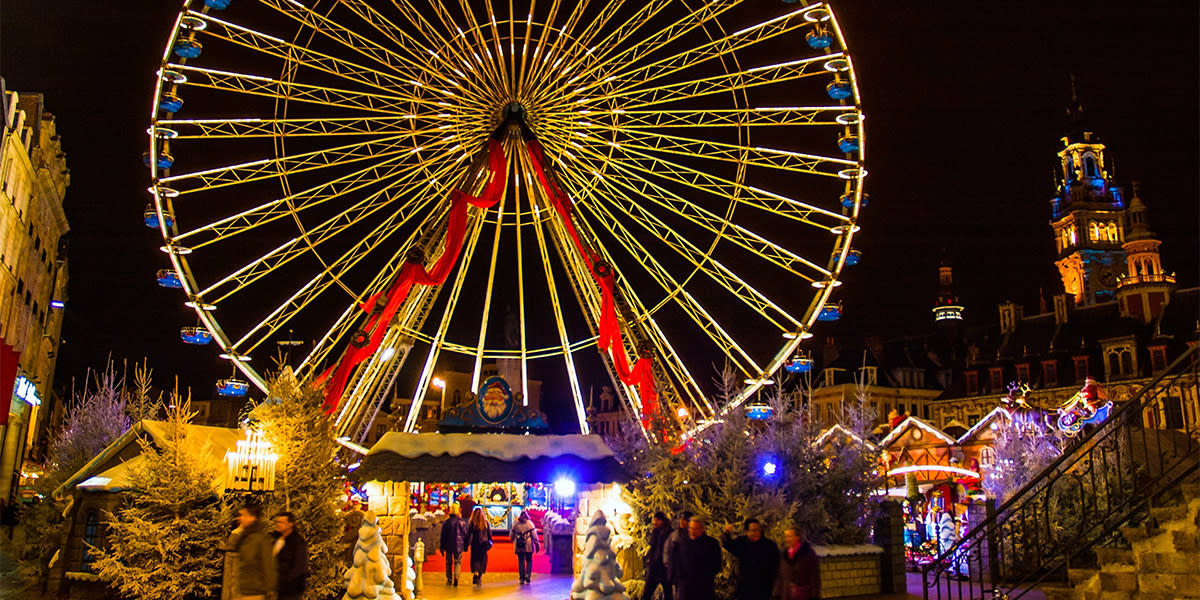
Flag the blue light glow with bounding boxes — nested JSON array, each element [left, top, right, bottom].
[[553, 477, 576, 498]]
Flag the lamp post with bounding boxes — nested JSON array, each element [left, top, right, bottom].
[[432, 376, 446, 419]]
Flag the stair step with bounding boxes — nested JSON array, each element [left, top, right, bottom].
[[1181, 482, 1199, 500], [1099, 570, 1138, 592], [1150, 504, 1189, 524], [1070, 567, 1099, 585], [1139, 550, 1200, 574], [1039, 584, 1079, 600], [1173, 530, 1199, 552], [1095, 548, 1134, 566], [1119, 525, 1164, 543]]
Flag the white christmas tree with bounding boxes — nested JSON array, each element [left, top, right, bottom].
[[571, 511, 629, 600], [343, 511, 398, 600]]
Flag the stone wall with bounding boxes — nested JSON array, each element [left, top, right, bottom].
[[813, 546, 884, 598], [365, 480, 412, 599]]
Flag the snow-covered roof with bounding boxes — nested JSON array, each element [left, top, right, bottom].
[[956, 407, 1010, 444], [878, 416, 958, 448], [53, 420, 242, 500], [814, 424, 879, 451], [367, 432, 617, 461]]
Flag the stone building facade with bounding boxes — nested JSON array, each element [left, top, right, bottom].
[[1, 84, 70, 504]]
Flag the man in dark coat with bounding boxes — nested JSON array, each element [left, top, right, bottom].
[[673, 517, 723, 600], [272, 512, 309, 600], [722, 518, 780, 600], [224, 504, 276, 600], [774, 528, 820, 600], [642, 511, 673, 600], [663, 510, 693, 593], [439, 506, 469, 586]]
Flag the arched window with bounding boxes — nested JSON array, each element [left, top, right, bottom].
[[1064, 159, 1076, 181], [1108, 353, 1121, 377], [1089, 222, 1101, 242], [1084, 155, 1099, 178], [1120, 351, 1133, 375], [1107, 222, 1119, 242]]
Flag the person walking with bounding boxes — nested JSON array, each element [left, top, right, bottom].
[[439, 505, 468, 586], [272, 511, 308, 600], [774, 528, 819, 600], [465, 506, 493, 586], [510, 510, 540, 584], [663, 510, 693, 595], [722, 518, 779, 600], [224, 504, 277, 600], [642, 511, 673, 600], [673, 516, 722, 600]]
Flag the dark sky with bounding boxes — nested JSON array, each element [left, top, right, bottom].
[[2, 1, 1196, 416]]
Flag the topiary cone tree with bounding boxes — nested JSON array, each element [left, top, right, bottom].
[[571, 511, 629, 600]]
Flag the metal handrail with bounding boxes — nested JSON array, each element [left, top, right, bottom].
[[922, 345, 1199, 599]]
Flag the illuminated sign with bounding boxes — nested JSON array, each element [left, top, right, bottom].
[[14, 375, 40, 406]]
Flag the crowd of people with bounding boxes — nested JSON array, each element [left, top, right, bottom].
[[225, 504, 310, 600], [644, 511, 820, 600]]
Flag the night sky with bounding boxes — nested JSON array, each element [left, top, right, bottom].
[[2, 1, 1196, 417]]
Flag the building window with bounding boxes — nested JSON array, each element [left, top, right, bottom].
[[860, 366, 878, 386], [1016, 364, 1030, 384], [1073, 356, 1090, 382], [989, 368, 1003, 393], [980, 446, 997, 471], [965, 371, 979, 395], [1149, 346, 1167, 372], [1043, 361, 1058, 387], [1164, 396, 1184, 429], [1084, 155, 1099, 178], [81, 510, 99, 572], [923, 405, 931, 419]]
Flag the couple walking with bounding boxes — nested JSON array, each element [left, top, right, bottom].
[[439, 506, 541, 586]]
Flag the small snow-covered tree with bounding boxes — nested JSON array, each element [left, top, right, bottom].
[[256, 367, 346, 598], [983, 415, 1064, 502], [92, 398, 229, 599], [342, 511, 398, 600], [572, 511, 629, 600]]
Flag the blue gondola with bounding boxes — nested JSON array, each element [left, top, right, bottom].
[[826, 80, 852, 100], [838, 135, 860, 153], [144, 205, 175, 228], [840, 192, 869, 208], [143, 151, 174, 169], [746, 403, 774, 420], [784, 356, 814, 374], [173, 39, 203, 59], [816, 302, 843, 322], [205, 0, 231, 8], [806, 30, 833, 50], [159, 93, 184, 113], [180, 327, 213, 345], [844, 248, 862, 266], [217, 378, 250, 397], [156, 269, 183, 289]]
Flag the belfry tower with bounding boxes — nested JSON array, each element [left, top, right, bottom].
[[1049, 83, 1127, 305]]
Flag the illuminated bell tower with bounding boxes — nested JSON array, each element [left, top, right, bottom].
[[932, 257, 964, 324], [1049, 86, 1126, 305], [1115, 183, 1175, 322]]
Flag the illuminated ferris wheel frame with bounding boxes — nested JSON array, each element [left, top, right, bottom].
[[145, 0, 867, 441]]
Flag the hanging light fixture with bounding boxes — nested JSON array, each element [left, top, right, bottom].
[[224, 428, 278, 492]]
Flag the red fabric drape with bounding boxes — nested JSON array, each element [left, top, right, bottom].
[[523, 139, 660, 421], [319, 140, 508, 411], [0, 339, 20, 426]]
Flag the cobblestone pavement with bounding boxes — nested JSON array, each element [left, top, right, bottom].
[[414, 571, 573, 599]]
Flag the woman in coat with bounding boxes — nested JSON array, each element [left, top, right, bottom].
[[774, 528, 819, 600], [510, 510, 540, 584], [465, 506, 493, 585]]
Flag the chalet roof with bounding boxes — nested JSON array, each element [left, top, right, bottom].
[[878, 416, 957, 448]]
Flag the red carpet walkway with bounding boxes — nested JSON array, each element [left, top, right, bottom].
[[421, 536, 551, 574]]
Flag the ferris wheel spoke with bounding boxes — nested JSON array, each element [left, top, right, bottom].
[[554, 0, 734, 102], [168, 64, 429, 116], [518, 0, 618, 99], [584, 126, 855, 178], [158, 116, 425, 140], [231, 185, 456, 355], [173, 145, 451, 247], [551, 137, 833, 281], [554, 154, 800, 332], [159, 132, 425, 194], [580, 133, 851, 230], [390, 0, 507, 97], [200, 158, 463, 304], [334, 0, 498, 107], [456, 0, 513, 95], [191, 10, 443, 102], [572, 106, 854, 129], [581, 53, 841, 111], [585, 2, 826, 100], [510, 0, 560, 103]]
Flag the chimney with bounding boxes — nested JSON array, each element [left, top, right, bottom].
[[1053, 294, 1071, 327], [998, 301, 1024, 335]]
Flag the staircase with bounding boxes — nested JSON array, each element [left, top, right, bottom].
[[922, 346, 1200, 600]]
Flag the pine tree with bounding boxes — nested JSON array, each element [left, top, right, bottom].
[[92, 399, 229, 599], [571, 511, 629, 600], [342, 511, 398, 600], [983, 415, 1064, 502], [255, 367, 347, 598]]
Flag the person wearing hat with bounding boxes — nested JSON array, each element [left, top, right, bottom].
[[642, 511, 673, 600]]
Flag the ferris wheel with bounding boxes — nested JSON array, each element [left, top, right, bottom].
[[146, 0, 867, 442]]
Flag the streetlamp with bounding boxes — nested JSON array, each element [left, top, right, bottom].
[[432, 376, 446, 419]]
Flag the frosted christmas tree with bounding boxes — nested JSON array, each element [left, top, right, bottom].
[[571, 511, 629, 600], [343, 511, 398, 600]]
